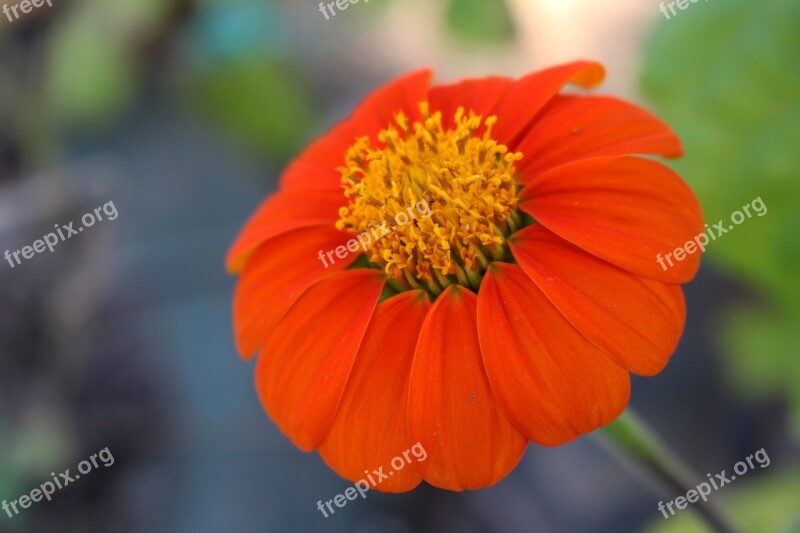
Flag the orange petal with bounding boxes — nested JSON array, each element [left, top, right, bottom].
[[516, 95, 683, 183], [350, 70, 433, 142], [407, 285, 527, 491], [519, 156, 704, 283], [491, 60, 605, 145], [279, 154, 344, 193], [509, 224, 686, 376], [226, 188, 345, 273], [319, 291, 431, 493], [279, 71, 432, 192], [255, 269, 385, 451], [428, 76, 512, 130], [233, 225, 358, 360], [293, 119, 359, 171], [477, 263, 630, 446]]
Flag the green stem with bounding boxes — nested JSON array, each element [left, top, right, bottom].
[[598, 409, 739, 533]]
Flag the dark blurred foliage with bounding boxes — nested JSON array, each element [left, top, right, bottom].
[[0, 170, 171, 532]]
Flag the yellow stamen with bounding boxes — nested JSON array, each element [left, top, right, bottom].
[[336, 103, 522, 286]]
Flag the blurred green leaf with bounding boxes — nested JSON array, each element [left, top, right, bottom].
[[445, 0, 515, 45], [45, 0, 169, 128], [641, 0, 800, 306], [640, 0, 800, 421], [186, 61, 318, 160], [47, 22, 136, 127], [0, 412, 69, 530], [645, 469, 800, 533], [719, 305, 800, 433]]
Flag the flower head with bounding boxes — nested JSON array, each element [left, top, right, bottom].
[[336, 105, 521, 287], [227, 61, 703, 491]]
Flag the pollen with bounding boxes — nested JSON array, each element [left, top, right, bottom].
[[336, 102, 524, 295]]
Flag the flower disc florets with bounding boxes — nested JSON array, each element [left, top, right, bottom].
[[337, 102, 523, 294]]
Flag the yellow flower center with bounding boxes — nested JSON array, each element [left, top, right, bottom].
[[336, 102, 523, 295]]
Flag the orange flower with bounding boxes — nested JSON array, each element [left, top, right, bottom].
[[226, 60, 704, 492]]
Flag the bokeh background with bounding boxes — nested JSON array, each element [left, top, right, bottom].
[[0, 0, 798, 532]]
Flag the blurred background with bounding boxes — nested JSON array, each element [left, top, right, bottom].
[[0, 0, 798, 531]]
